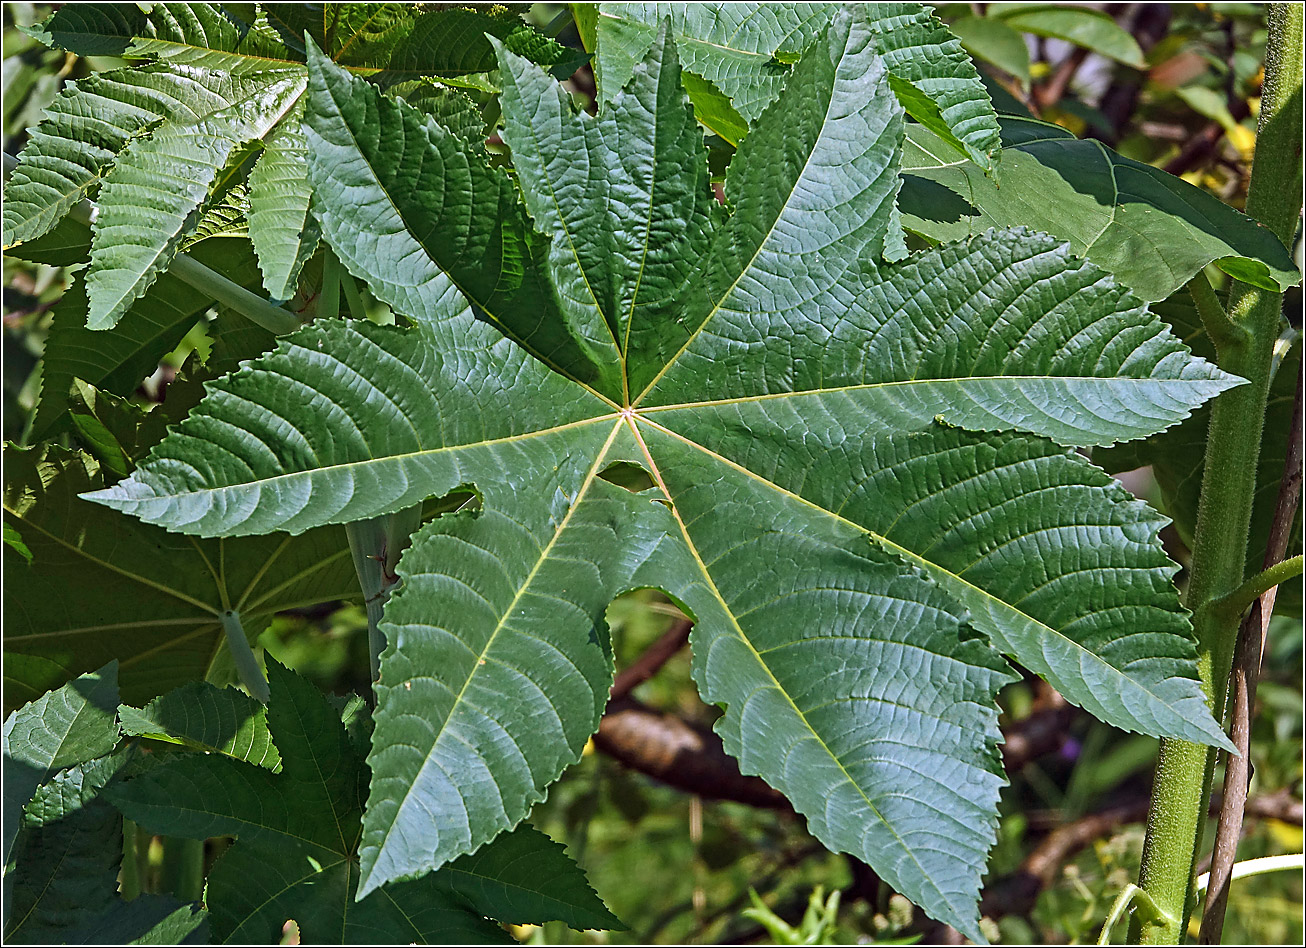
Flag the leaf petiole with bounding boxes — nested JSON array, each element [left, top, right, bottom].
[[220, 610, 270, 704]]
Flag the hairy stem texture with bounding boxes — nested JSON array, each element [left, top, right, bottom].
[[1134, 4, 1304, 942]]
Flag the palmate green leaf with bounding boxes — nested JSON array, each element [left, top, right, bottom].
[[2, 447, 357, 714], [2, 64, 281, 248], [592, 2, 1000, 168], [900, 118, 1300, 301], [118, 681, 282, 769], [107, 661, 611, 943], [2, 662, 119, 867], [85, 67, 305, 329], [89, 9, 1239, 937]]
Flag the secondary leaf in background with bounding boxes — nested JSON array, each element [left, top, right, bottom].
[[2, 64, 283, 248], [17, 233, 265, 441], [2, 447, 357, 714], [5, 797, 122, 942], [22, 746, 133, 827], [899, 117, 1300, 301], [987, 3, 1147, 68], [592, 2, 1000, 169], [3, 522, 32, 565], [107, 661, 613, 942], [84, 67, 305, 329], [2, 662, 119, 867], [89, 10, 1242, 935], [22, 1, 297, 72], [946, 14, 1031, 83]]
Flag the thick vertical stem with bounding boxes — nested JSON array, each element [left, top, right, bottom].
[[345, 505, 424, 687], [1199, 363, 1303, 943], [1134, 5, 1304, 943], [160, 837, 205, 903], [120, 819, 142, 901], [220, 610, 270, 704]]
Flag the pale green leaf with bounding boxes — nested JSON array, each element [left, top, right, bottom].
[[899, 117, 1301, 301], [88, 11, 1239, 936], [2, 64, 272, 247], [247, 100, 318, 300], [84, 68, 305, 329]]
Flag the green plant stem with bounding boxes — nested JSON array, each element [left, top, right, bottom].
[[220, 610, 270, 704], [1187, 270, 1248, 352], [159, 836, 205, 904], [1205, 554, 1304, 621], [120, 819, 142, 901], [345, 505, 424, 687], [319, 248, 342, 320], [1, 152, 301, 335], [1099, 884, 1168, 946], [1134, 5, 1304, 943]]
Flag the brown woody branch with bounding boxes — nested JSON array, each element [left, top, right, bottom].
[[1201, 359, 1304, 943], [594, 681, 1076, 810], [610, 618, 693, 701]]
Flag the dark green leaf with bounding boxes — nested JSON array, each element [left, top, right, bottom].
[[2, 662, 119, 866], [108, 661, 603, 942], [2, 447, 356, 713]]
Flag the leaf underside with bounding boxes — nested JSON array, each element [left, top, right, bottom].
[[86, 7, 1242, 938]]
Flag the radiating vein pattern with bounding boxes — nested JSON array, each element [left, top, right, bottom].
[[629, 7, 906, 396], [497, 26, 715, 392], [85, 5, 1250, 937]]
